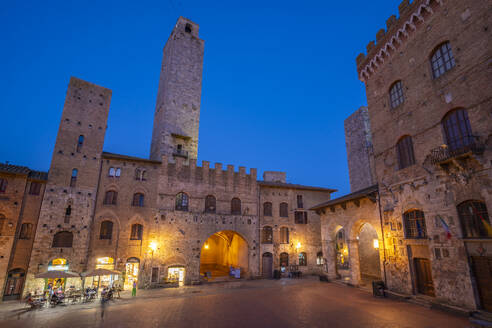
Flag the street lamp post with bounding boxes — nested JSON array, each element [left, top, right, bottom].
[[149, 241, 158, 285]]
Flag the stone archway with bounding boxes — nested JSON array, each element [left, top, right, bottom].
[[200, 230, 249, 279], [357, 223, 382, 286]]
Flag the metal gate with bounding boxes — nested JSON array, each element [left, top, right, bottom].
[[471, 256, 492, 312]]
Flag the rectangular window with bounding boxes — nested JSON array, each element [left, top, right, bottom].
[[0, 178, 7, 193], [295, 211, 307, 224], [19, 223, 32, 239], [404, 210, 427, 239], [297, 195, 303, 209], [29, 182, 42, 195]]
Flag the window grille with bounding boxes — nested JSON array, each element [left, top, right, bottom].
[[431, 42, 455, 79]]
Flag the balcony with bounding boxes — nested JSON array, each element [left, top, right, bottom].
[[430, 136, 485, 165], [173, 148, 189, 158]]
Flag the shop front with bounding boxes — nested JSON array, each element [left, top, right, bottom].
[[46, 258, 70, 291], [125, 257, 140, 290], [85, 257, 120, 289], [167, 266, 185, 286]]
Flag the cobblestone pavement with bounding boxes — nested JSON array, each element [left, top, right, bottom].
[[0, 278, 474, 328]]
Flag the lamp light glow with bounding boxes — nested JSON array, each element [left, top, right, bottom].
[[296, 242, 301, 249], [373, 239, 379, 249], [204, 243, 209, 250], [149, 241, 158, 252]]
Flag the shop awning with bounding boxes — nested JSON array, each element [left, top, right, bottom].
[[35, 271, 80, 279], [82, 268, 121, 277]]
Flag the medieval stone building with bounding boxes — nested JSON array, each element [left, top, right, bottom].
[[1, 17, 334, 301], [313, 0, 492, 312]]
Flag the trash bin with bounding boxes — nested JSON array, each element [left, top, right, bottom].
[[372, 280, 385, 297]]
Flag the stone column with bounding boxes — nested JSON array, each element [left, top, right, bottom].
[[322, 238, 337, 280], [348, 239, 361, 286]]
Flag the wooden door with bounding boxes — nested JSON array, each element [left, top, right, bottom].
[[262, 253, 273, 278], [414, 258, 435, 296], [3, 269, 25, 300], [471, 256, 492, 312]]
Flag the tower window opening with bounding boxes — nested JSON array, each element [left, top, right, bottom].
[[185, 23, 192, 33]]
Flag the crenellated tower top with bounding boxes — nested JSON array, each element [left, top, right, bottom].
[[355, 0, 443, 82]]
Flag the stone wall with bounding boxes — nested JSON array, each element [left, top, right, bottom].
[[150, 17, 204, 161], [259, 186, 331, 276], [353, 0, 492, 310], [344, 107, 375, 192], [24, 77, 112, 296]]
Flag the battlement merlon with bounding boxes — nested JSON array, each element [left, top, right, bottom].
[[160, 155, 258, 185], [355, 0, 443, 82]]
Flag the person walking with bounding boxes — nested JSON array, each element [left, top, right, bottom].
[[131, 280, 137, 297]]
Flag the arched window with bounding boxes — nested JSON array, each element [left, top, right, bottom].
[[76, 135, 84, 153], [132, 193, 145, 207], [396, 135, 415, 169], [104, 190, 118, 205], [457, 200, 491, 239], [430, 42, 455, 79], [262, 226, 273, 244], [108, 167, 116, 177], [299, 252, 307, 266], [336, 228, 349, 269], [0, 214, 5, 235], [204, 195, 216, 213], [389, 81, 404, 109], [52, 231, 73, 248], [403, 210, 427, 239], [175, 192, 189, 211], [115, 168, 121, 177], [64, 205, 71, 223], [70, 169, 78, 187], [316, 251, 324, 265], [279, 202, 289, 218], [231, 198, 241, 215], [280, 227, 289, 244], [442, 109, 473, 152], [19, 223, 33, 239], [0, 178, 7, 193], [280, 252, 289, 268], [263, 202, 272, 217], [99, 221, 113, 240], [135, 168, 146, 181], [130, 224, 143, 240]]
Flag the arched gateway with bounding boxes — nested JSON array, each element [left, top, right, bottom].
[[200, 230, 249, 279]]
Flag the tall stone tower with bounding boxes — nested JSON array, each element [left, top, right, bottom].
[[344, 106, 376, 192], [24, 77, 111, 293], [150, 17, 204, 161]]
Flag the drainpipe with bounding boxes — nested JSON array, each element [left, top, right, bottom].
[[376, 186, 388, 288]]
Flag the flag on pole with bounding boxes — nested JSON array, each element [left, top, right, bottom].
[[439, 217, 452, 239]]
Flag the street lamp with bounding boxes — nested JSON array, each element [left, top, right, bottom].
[[149, 241, 158, 285]]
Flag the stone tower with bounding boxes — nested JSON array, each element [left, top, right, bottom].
[[344, 106, 376, 192], [150, 17, 204, 161], [24, 77, 111, 292]]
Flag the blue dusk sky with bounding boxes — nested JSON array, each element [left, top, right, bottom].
[[1, 0, 400, 197]]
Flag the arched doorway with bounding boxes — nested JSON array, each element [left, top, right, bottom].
[[357, 223, 381, 286], [262, 253, 273, 278], [200, 230, 248, 279], [125, 257, 140, 290], [3, 269, 25, 300]]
